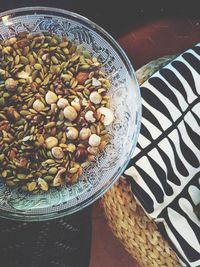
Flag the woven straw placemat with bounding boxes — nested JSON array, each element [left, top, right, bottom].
[[101, 55, 182, 267]]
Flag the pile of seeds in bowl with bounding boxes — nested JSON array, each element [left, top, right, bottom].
[[0, 32, 114, 193]]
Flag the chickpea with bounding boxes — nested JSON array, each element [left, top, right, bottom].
[[66, 127, 79, 140], [64, 106, 77, 121], [79, 128, 91, 140], [57, 98, 69, 109], [33, 99, 45, 112], [45, 91, 58, 104], [45, 137, 58, 149], [71, 97, 81, 111], [85, 110, 96, 123], [5, 78, 18, 91], [89, 91, 102, 104], [89, 134, 101, 147], [97, 107, 114, 126], [52, 147, 64, 159]]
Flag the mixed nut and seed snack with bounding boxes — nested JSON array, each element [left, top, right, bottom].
[[0, 32, 114, 193]]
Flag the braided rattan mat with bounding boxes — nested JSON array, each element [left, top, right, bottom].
[[101, 55, 182, 267]]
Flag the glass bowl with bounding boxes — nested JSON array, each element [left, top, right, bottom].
[[0, 7, 141, 221]]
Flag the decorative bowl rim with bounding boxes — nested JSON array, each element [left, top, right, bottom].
[[0, 6, 141, 221]]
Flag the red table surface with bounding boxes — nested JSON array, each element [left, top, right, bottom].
[[118, 17, 200, 70]]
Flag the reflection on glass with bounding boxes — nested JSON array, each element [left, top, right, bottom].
[[2, 15, 12, 26]]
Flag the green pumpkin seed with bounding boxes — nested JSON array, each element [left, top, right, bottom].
[[69, 167, 78, 174], [82, 50, 91, 58], [34, 63, 42, 70], [22, 136, 31, 142], [44, 122, 56, 129], [48, 167, 58, 175], [0, 97, 5, 107], [50, 38, 58, 46], [43, 75, 50, 85], [80, 64, 90, 70], [51, 56, 59, 64], [20, 56, 29, 65], [0, 113, 7, 120], [35, 77, 42, 84], [6, 181, 16, 187], [15, 119, 26, 126], [44, 175, 54, 181], [21, 185, 28, 191], [17, 173, 27, 180], [2, 170, 7, 178], [28, 181, 37, 191], [20, 110, 30, 116], [15, 55, 20, 64], [0, 154, 5, 162], [44, 159, 55, 165], [0, 32, 111, 193], [38, 178, 48, 191], [3, 92, 10, 98]]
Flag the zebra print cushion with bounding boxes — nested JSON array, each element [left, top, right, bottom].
[[124, 44, 200, 267]]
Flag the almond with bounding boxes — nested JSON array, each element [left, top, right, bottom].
[[76, 71, 89, 85]]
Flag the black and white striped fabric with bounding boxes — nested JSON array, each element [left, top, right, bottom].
[[124, 44, 200, 267]]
